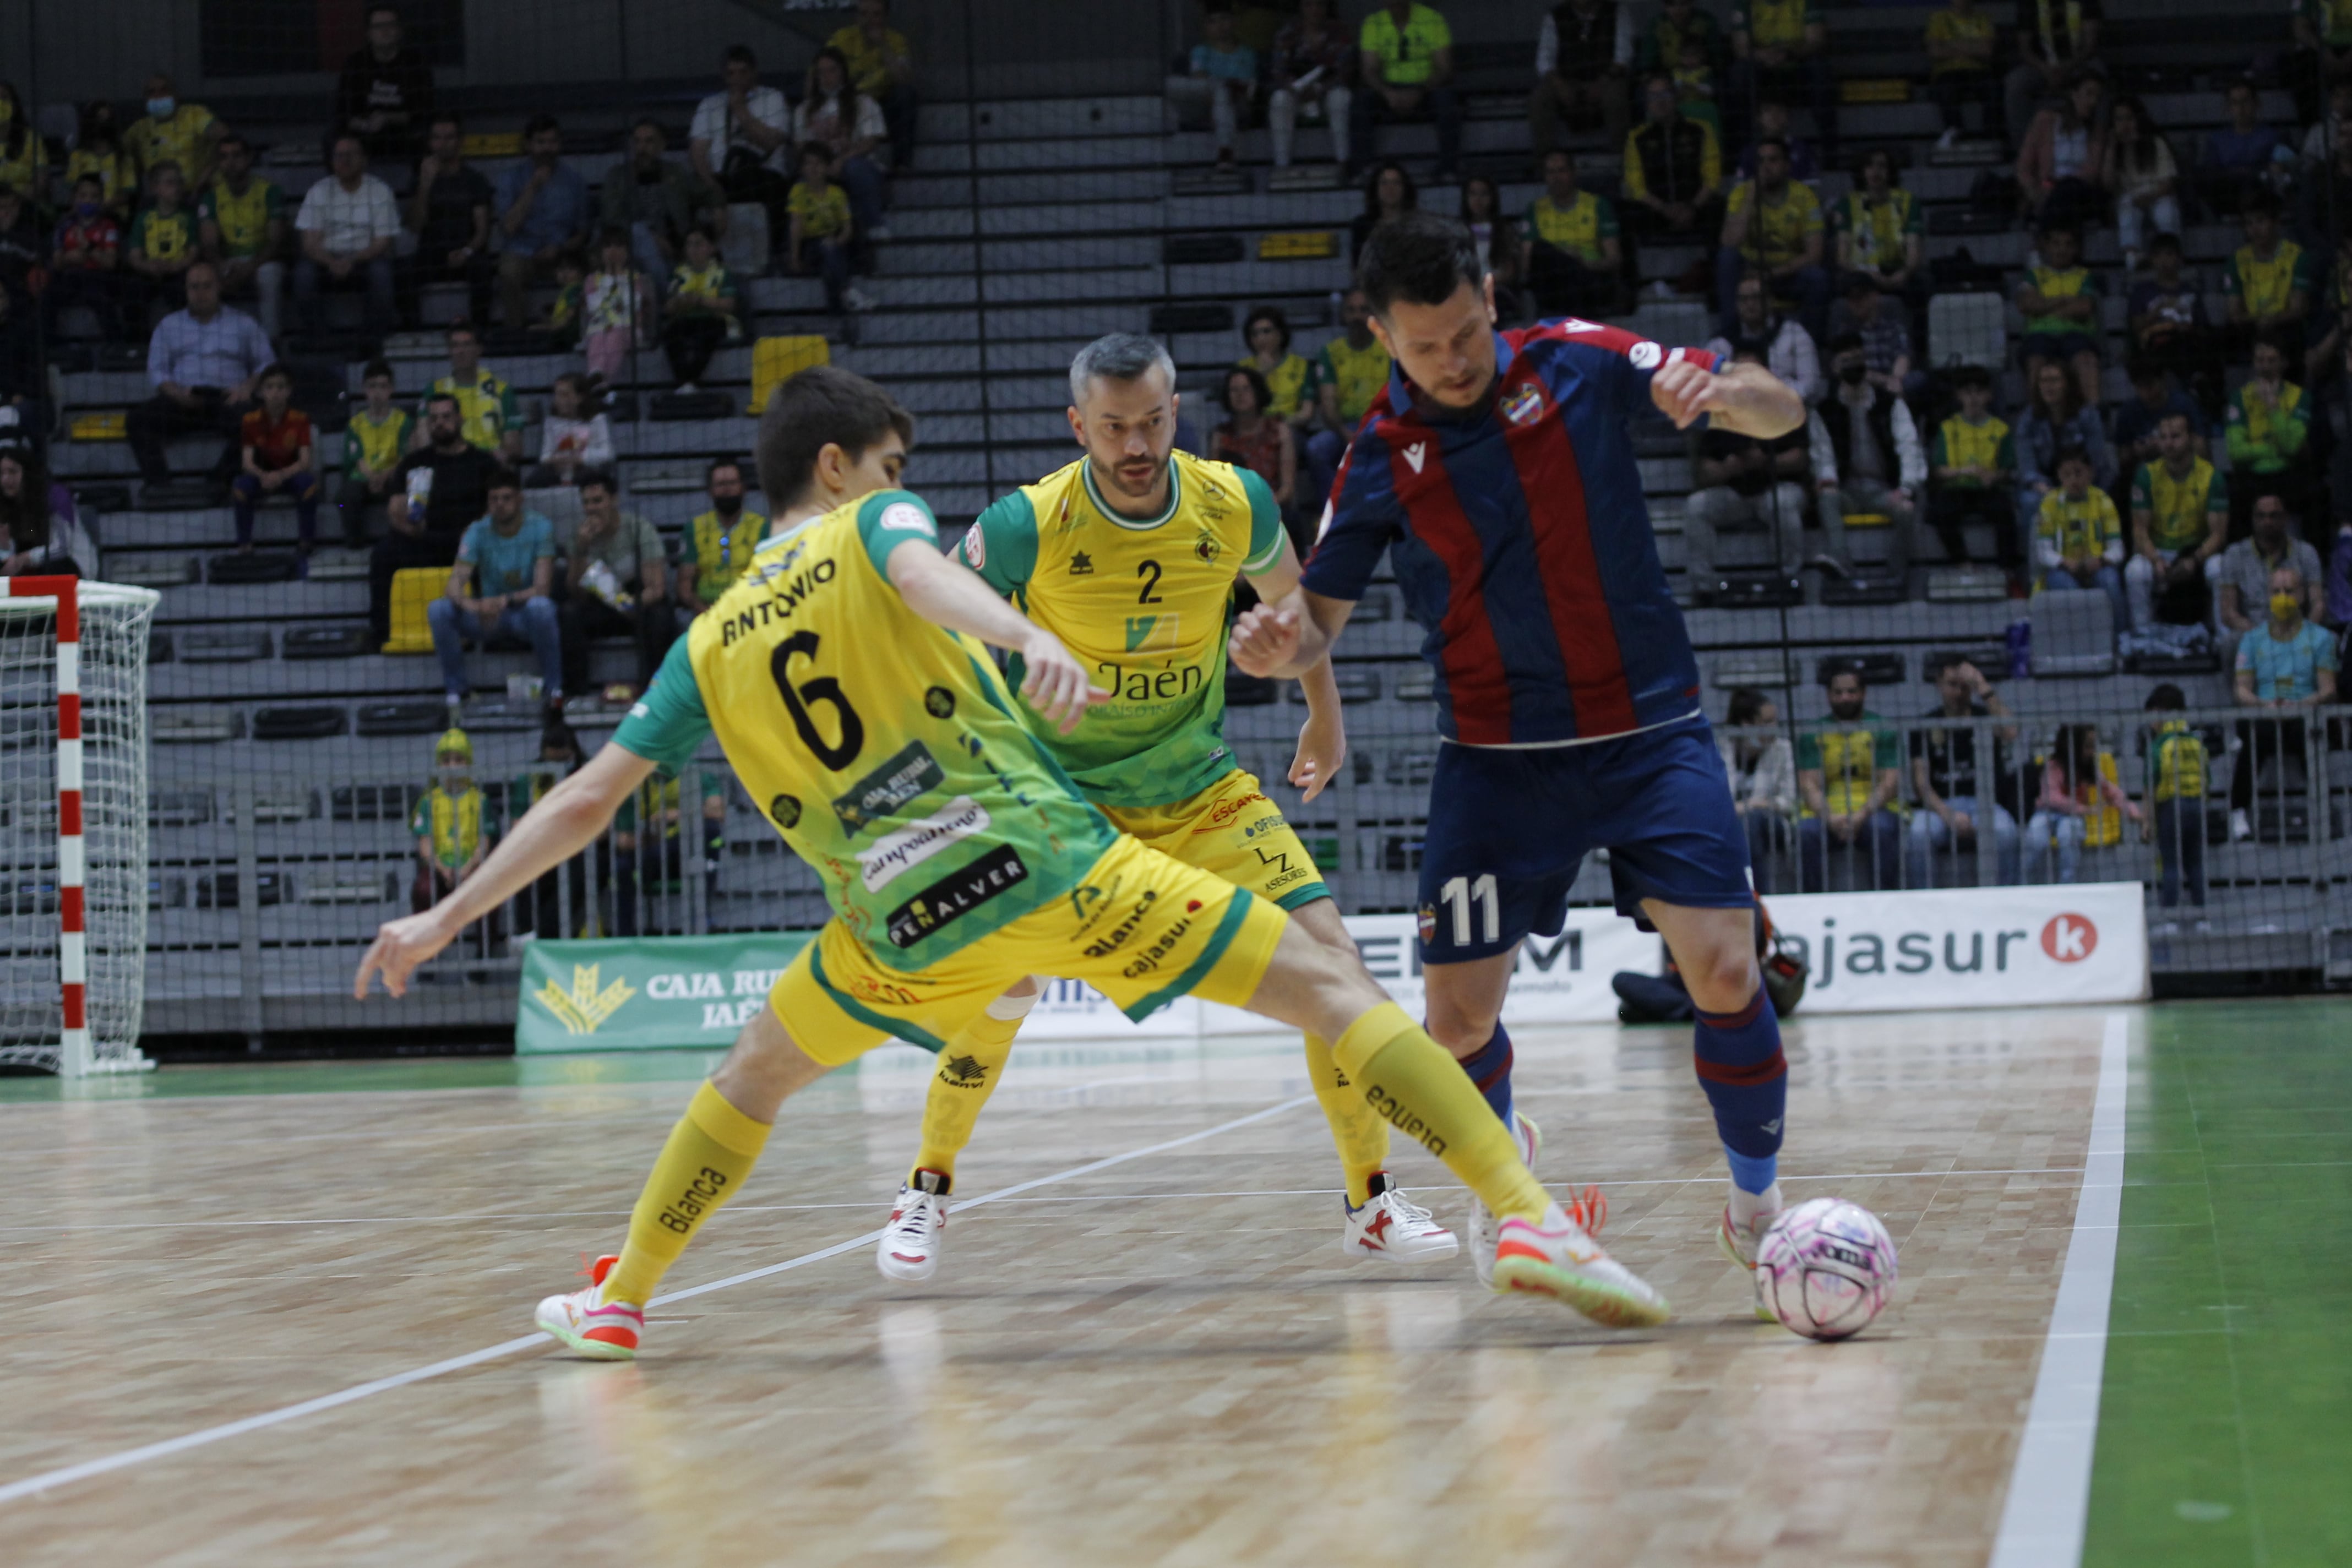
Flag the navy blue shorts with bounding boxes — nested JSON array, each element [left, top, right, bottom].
[[1415, 717, 1754, 965]]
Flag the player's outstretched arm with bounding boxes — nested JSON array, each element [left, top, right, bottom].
[[1230, 587, 1353, 682], [883, 538, 1110, 734], [1652, 357, 1806, 439], [1244, 538, 1348, 802], [356, 744, 657, 999]]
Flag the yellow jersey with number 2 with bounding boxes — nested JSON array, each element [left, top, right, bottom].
[[956, 451, 1286, 808]]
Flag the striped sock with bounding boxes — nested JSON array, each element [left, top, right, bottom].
[[1455, 1024, 1515, 1127], [1693, 986, 1787, 1195]]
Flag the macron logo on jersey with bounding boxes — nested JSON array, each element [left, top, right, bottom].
[[1402, 443, 1428, 474]]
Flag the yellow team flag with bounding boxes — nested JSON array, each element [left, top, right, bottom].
[[750, 336, 833, 414]]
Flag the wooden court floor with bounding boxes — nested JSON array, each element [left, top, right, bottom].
[[0, 1007, 2118, 1567]]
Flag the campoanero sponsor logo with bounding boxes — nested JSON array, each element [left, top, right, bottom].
[[535, 963, 638, 1035], [832, 740, 945, 831], [859, 796, 992, 892], [885, 843, 1030, 948]]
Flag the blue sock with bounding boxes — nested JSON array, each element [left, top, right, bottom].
[[1455, 1024, 1515, 1128], [1694, 986, 1785, 1193]]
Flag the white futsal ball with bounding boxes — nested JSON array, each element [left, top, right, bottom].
[[1755, 1197, 1897, 1341]]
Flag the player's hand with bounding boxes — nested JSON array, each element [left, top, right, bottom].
[[1229, 602, 1301, 677], [1650, 357, 1716, 428], [354, 909, 458, 1000], [1018, 627, 1110, 734], [1291, 706, 1347, 803]]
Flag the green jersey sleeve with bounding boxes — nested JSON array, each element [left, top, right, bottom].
[[2130, 464, 2153, 512], [852, 488, 943, 579], [612, 636, 714, 775], [497, 382, 523, 432], [1238, 467, 1286, 574], [954, 489, 1040, 597], [1871, 724, 1902, 770]]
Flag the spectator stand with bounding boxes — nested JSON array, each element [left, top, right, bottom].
[[14, 0, 2352, 1047]]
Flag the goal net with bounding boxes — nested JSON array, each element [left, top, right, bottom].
[[0, 580, 160, 1076]]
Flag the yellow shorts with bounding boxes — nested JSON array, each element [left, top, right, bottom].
[[770, 832, 1290, 1065], [1102, 768, 1330, 913]]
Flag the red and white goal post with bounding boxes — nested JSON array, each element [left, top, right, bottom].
[[0, 577, 159, 1076]]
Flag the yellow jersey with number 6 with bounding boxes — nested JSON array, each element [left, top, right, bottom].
[[611, 488, 1115, 970], [954, 451, 1286, 807]]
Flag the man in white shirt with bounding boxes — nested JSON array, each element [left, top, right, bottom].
[[294, 133, 401, 336], [689, 43, 793, 230]]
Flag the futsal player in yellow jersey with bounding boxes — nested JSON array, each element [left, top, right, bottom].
[[355, 366, 1669, 1359], [875, 334, 1463, 1282]]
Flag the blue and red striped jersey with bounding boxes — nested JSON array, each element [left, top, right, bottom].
[[1299, 320, 1716, 746]]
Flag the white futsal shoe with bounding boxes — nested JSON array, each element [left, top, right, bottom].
[[535, 1255, 645, 1360], [1717, 1189, 1786, 1322], [1342, 1174, 1461, 1261], [1491, 1197, 1671, 1327], [876, 1168, 951, 1283], [1467, 1112, 1543, 1287]]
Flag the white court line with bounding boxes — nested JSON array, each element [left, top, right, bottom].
[[0, 1093, 1314, 1507], [0, 1168, 2100, 1235], [1988, 1011, 2130, 1568]]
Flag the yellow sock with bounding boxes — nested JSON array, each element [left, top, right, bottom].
[[601, 1081, 772, 1307], [1303, 1031, 1390, 1206], [912, 998, 1028, 1182], [1332, 1002, 1549, 1223]]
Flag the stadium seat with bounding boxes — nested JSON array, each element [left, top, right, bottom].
[[2029, 589, 2117, 677], [1928, 292, 2008, 373], [384, 568, 445, 654]]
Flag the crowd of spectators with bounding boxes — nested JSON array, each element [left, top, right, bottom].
[[0, 0, 916, 415], [1717, 657, 2260, 907]]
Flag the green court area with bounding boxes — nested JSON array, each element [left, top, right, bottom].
[[2087, 998, 2352, 1567]]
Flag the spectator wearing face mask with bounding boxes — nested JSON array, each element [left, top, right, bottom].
[[124, 72, 220, 189], [676, 458, 768, 619]]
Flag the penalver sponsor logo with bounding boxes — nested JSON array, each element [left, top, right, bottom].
[[535, 963, 638, 1035], [885, 843, 1030, 948], [832, 740, 945, 831], [859, 796, 992, 892]]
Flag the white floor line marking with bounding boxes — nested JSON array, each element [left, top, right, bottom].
[[0, 1093, 1315, 1507], [0, 1168, 2103, 1236], [1988, 1011, 2130, 1568]]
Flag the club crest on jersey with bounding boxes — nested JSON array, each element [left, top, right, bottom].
[[924, 685, 955, 718], [1401, 442, 1428, 474], [960, 522, 987, 570], [1069, 550, 1095, 575], [1193, 533, 1220, 563], [1417, 904, 1439, 943], [1500, 381, 1545, 427], [1629, 340, 1664, 370]]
